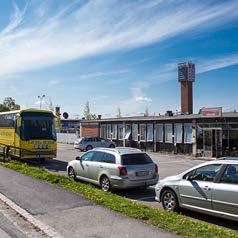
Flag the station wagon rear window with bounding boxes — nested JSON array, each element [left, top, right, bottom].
[[121, 153, 153, 165]]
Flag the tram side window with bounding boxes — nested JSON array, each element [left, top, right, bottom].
[[0, 114, 16, 128]]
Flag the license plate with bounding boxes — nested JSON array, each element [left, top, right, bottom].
[[136, 171, 149, 176]]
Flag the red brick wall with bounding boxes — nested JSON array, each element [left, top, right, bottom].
[[181, 81, 193, 114], [80, 124, 99, 137]]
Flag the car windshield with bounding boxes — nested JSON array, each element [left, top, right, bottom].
[[121, 153, 153, 165], [21, 115, 56, 140]]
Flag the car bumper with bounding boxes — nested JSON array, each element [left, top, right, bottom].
[[154, 184, 163, 202], [111, 174, 159, 189], [74, 144, 85, 150]]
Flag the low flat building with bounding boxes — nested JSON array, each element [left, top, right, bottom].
[[80, 111, 238, 158]]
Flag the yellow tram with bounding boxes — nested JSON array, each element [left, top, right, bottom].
[[0, 109, 57, 160]]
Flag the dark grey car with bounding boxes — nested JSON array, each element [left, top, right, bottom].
[[67, 147, 159, 191], [155, 159, 238, 221]]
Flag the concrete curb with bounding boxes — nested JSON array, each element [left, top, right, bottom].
[[0, 192, 63, 238]]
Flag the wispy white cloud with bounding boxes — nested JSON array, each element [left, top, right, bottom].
[[135, 96, 152, 103], [1, 0, 238, 77], [1, 1, 28, 35], [197, 53, 238, 73], [79, 69, 130, 79], [49, 80, 60, 85]]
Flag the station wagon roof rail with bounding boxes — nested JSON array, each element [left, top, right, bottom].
[[92, 147, 142, 155]]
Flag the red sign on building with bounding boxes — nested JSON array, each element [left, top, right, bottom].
[[201, 107, 222, 117]]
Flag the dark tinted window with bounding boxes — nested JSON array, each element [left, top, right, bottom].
[[0, 113, 16, 128], [101, 153, 116, 164], [191, 164, 222, 182], [21, 117, 56, 140], [81, 151, 94, 161], [121, 153, 153, 165], [92, 151, 104, 162], [84, 137, 93, 142], [220, 164, 238, 184]]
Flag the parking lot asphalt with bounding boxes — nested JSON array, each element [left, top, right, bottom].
[[29, 143, 238, 231], [44, 143, 203, 207]]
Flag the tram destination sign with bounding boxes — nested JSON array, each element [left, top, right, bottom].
[[201, 107, 222, 117]]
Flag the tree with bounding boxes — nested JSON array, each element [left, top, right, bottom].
[[2, 97, 20, 110], [144, 106, 149, 116], [0, 104, 10, 112], [116, 106, 121, 118], [83, 101, 97, 120], [0, 97, 20, 112]]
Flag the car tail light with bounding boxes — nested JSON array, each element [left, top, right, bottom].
[[154, 164, 158, 174], [118, 166, 127, 176]]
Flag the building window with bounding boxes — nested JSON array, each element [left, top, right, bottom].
[[139, 124, 146, 141], [132, 124, 138, 141], [112, 124, 117, 139], [147, 124, 153, 142], [165, 124, 173, 143], [174, 123, 182, 143], [101, 125, 107, 139], [124, 124, 131, 140], [107, 124, 111, 139], [118, 124, 123, 140], [155, 124, 163, 142], [184, 123, 192, 143]]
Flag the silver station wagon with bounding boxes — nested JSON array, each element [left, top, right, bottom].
[[155, 159, 238, 221], [67, 147, 159, 191], [74, 137, 116, 151]]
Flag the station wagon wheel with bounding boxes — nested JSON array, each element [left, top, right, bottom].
[[161, 189, 179, 212], [68, 167, 76, 181], [100, 176, 111, 192], [86, 145, 93, 151], [109, 144, 115, 148]]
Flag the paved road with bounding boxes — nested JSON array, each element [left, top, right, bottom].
[[0, 199, 45, 238], [38, 143, 238, 231], [0, 166, 178, 238]]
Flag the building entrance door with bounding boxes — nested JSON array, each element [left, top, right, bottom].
[[212, 129, 222, 158], [203, 129, 222, 158]]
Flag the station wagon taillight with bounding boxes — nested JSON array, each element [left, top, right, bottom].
[[155, 164, 158, 174], [118, 166, 127, 176]]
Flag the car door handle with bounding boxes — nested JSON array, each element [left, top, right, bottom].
[[99, 165, 103, 168], [203, 186, 211, 191]]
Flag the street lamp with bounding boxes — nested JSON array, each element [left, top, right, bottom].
[[38, 95, 45, 109]]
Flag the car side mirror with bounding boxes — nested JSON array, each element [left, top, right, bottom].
[[187, 174, 196, 181], [75, 156, 81, 161]]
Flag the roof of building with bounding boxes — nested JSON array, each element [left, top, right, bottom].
[[80, 111, 238, 124]]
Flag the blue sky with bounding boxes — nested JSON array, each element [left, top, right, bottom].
[[0, 0, 238, 118]]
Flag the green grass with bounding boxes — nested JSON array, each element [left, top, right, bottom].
[[0, 158, 238, 238]]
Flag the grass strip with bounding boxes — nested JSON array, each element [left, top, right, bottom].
[[0, 159, 237, 238]]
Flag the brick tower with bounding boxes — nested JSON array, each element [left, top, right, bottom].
[[178, 62, 195, 114]]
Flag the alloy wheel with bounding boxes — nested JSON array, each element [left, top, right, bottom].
[[68, 167, 76, 180], [101, 176, 110, 192], [162, 191, 177, 211]]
